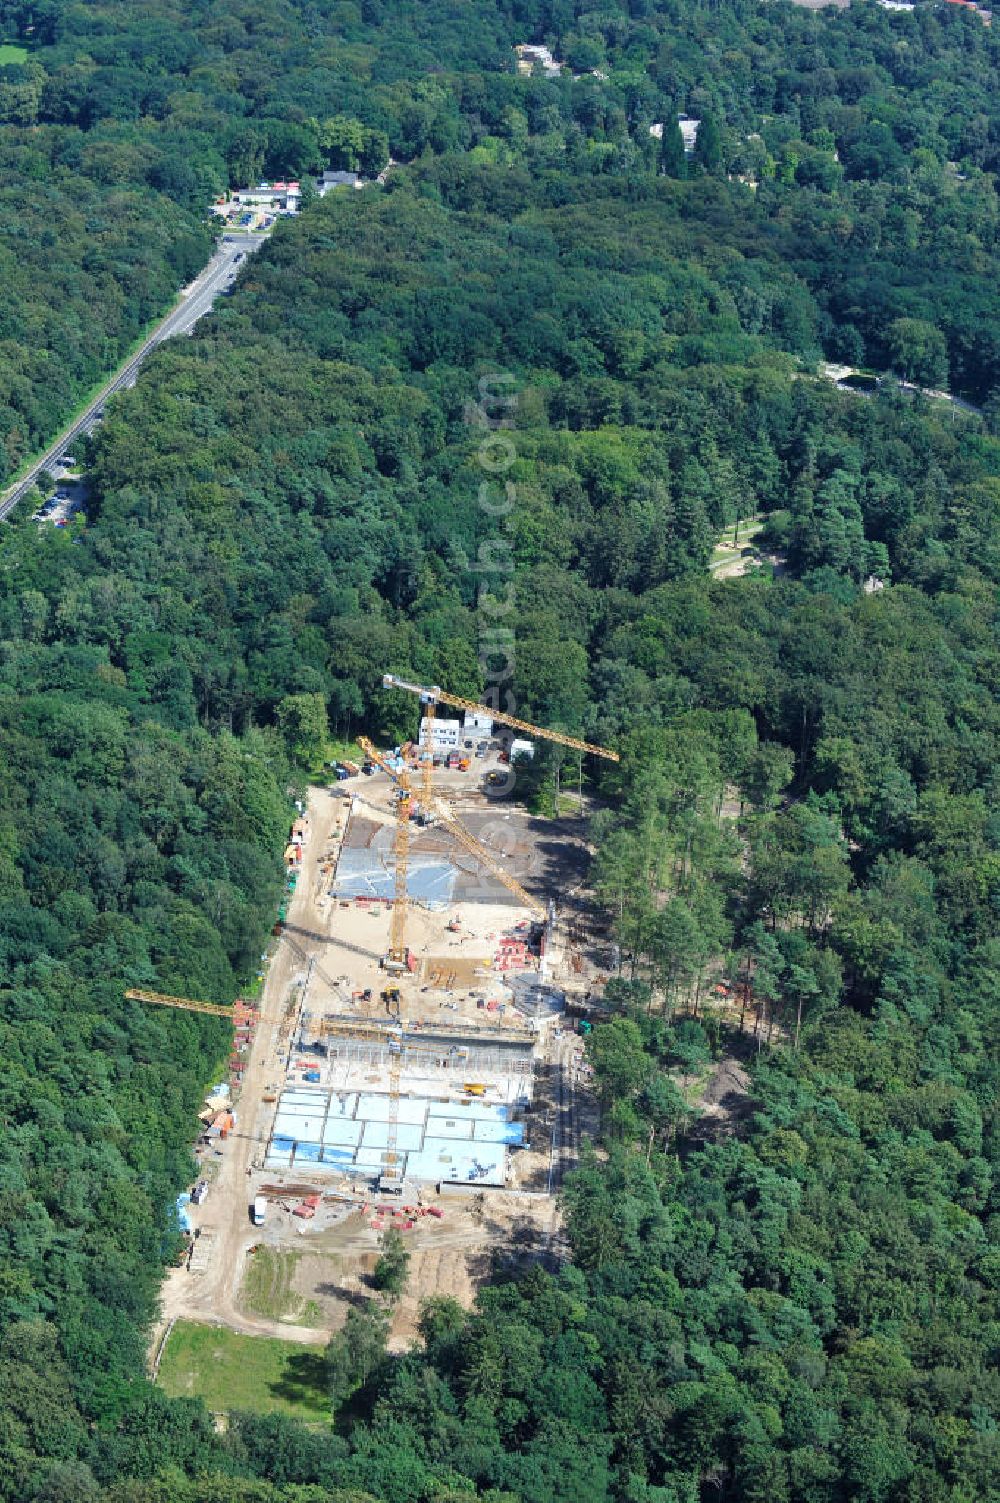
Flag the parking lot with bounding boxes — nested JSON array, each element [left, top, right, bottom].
[[33, 456, 86, 527]]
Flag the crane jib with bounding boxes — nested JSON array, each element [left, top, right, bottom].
[[381, 673, 619, 762]]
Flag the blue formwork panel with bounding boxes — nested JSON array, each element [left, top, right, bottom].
[[360, 1120, 424, 1152], [473, 1119, 526, 1145], [426, 1116, 475, 1140], [407, 1141, 505, 1185], [320, 1146, 354, 1164], [355, 1147, 391, 1169], [356, 1093, 428, 1126], [274, 1115, 325, 1143], [266, 1147, 294, 1168], [294, 1140, 323, 1163], [322, 1118, 363, 1147], [427, 1099, 511, 1122]]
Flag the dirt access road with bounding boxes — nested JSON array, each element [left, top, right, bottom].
[[152, 786, 344, 1358]]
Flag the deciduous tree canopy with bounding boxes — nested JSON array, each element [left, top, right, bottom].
[[0, 0, 998, 1500]]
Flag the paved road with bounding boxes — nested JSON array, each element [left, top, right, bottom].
[[0, 233, 267, 522]]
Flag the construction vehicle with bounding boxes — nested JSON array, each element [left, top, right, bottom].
[[463, 1082, 487, 1096], [381, 986, 401, 1021]]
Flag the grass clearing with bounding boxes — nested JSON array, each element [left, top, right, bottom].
[[0, 44, 29, 64], [239, 1245, 303, 1321], [709, 515, 766, 571], [157, 1319, 328, 1418]]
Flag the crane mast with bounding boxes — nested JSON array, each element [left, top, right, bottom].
[[419, 694, 436, 816], [358, 737, 545, 918], [353, 681, 620, 1193], [312, 1015, 404, 1188], [357, 735, 412, 970]]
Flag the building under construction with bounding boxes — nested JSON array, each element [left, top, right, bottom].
[[265, 1085, 525, 1187], [262, 676, 617, 1190], [262, 1012, 536, 1188]]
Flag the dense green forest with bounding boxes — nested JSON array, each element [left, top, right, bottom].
[[0, 0, 998, 1500], [1, 0, 999, 481]]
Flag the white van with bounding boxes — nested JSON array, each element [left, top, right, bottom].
[[251, 1196, 266, 1226]]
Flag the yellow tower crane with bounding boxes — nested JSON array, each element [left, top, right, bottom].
[[125, 987, 234, 1018], [418, 692, 436, 816], [433, 801, 545, 917], [382, 673, 620, 763], [355, 695, 618, 1192], [356, 735, 414, 972], [357, 736, 546, 922]]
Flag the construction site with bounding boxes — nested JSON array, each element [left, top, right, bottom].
[[147, 677, 612, 1358]]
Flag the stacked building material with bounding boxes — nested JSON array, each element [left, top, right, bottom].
[[494, 934, 529, 971]]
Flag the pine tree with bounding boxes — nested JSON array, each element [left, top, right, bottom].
[[693, 111, 723, 175], [660, 119, 687, 178]]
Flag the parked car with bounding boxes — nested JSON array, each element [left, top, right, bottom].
[[191, 1180, 209, 1205]]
